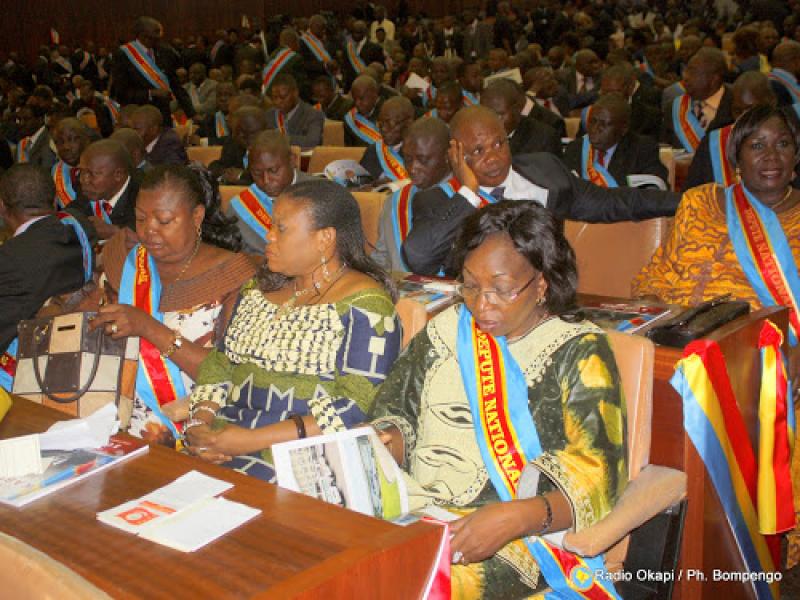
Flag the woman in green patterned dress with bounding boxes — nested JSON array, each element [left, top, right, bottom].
[[186, 179, 402, 481], [370, 201, 628, 599]]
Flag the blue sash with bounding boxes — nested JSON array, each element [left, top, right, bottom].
[[0, 339, 18, 392], [119, 245, 185, 439], [438, 176, 497, 207], [344, 109, 382, 145], [56, 212, 93, 283], [389, 184, 415, 270], [120, 40, 170, 91], [230, 184, 274, 242], [580, 136, 618, 188], [671, 94, 705, 153], [462, 90, 479, 106], [456, 307, 620, 599]]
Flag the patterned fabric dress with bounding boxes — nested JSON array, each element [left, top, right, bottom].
[[632, 183, 800, 305], [369, 305, 628, 600], [191, 280, 402, 482]]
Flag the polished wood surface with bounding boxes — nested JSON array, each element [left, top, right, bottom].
[[0, 400, 441, 599], [649, 307, 788, 600]]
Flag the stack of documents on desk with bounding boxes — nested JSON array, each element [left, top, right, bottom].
[[97, 471, 260, 552]]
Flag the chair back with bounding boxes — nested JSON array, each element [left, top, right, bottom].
[[351, 191, 387, 251], [564, 219, 667, 298], [187, 145, 223, 167], [307, 146, 366, 174], [174, 123, 193, 143], [565, 117, 580, 139], [396, 298, 428, 349], [0, 532, 111, 599], [605, 331, 654, 478], [219, 185, 247, 213], [323, 120, 345, 146]]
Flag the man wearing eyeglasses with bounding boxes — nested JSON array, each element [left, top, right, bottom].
[[402, 105, 680, 276]]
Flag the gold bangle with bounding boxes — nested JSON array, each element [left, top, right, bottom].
[[162, 330, 184, 359]]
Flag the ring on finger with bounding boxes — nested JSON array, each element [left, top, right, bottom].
[[110, 323, 119, 334], [452, 550, 464, 565]]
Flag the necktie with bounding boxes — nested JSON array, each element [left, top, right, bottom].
[[490, 186, 505, 202], [103, 201, 113, 216], [692, 100, 707, 128], [596, 148, 606, 167], [544, 99, 552, 110]]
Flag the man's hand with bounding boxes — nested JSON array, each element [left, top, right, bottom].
[[447, 139, 479, 193]]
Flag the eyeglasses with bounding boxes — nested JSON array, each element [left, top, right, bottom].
[[457, 274, 538, 305], [464, 137, 509, 162]]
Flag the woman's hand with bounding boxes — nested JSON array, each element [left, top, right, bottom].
[[90, 304, 160, 340], [447, 139, 479, 193], [449, 502, 531, 565], [185, 422, 250, 458]]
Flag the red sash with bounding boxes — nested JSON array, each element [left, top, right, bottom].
[[237, 188, 273, 232]]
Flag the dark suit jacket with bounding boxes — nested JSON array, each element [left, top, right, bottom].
[[197, 113, 229, 146], [359, 142, 405, 180], [25, 129, 57, 172], [147, 129, 188, 166], [299, 41, 333, 100], [630, 83, 663, 139], [323, 95, 354, 122], [343, 101, 383, 147], [70, 177, 139, 231], [402, 153, 680, 275], [462, 21, 493, 61], [660, 86, 733, 148], [208, 138, 251, 183], [111, 42, 194, 127], [769, 75, 798, 107], [343, 41, 385, 88], [563, 132, 669, 187], [526, 101, 567, 139], [510, 117, 562, 157], [266, 101, 324, 149], [0, 214, 97, 354], [263, 48, 308, 99], [434, 29, 464, 57]]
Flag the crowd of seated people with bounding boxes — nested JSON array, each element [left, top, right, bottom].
[[2, 2, 800, 596]]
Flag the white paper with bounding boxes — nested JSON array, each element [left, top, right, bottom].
[[39, 403, 120, 451], [0, 434, 43, 478], [323, 159, 371, 181], [146, 470, 234, 508], [139, 496, 261, 552], [483, 67, 523, 86], [405, 72, 430, 92]]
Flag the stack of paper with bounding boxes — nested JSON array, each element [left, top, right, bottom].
[[97, 471, 260, 552]]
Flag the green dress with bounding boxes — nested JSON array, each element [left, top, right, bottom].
[[369, 304, 628, 599], [191, 280, 402, 482]]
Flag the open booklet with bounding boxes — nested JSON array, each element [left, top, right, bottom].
[[0, 435, 148, 508], [396, 274, 460, 314]]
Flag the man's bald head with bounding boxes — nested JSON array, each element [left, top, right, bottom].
[[378, 96, 415, 146], [600, 63, 637, 98], [403, 117, 451, 189], [575, 49, 602, 78], [587, 93, 630, 151], [450, 106, 511, 188], [771, 41, 800, 77], [731, 71, 777, 119], [130, 104, 163, 146], [82, 139, 132, 172], [249, 130, 292, 161], [351, 75, 380, 116], [279, 28, 299, 50], [450, 105, 504, 141], [110, 128, 146, 167], [79, 139, 133, 202], [232, 106, 268, 148], [53, 117, 92, 166]]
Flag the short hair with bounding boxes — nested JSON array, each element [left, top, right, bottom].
[[691, 47, 728, 78], [436, 80, 463, 102], [728, 105, 800, 170], [249, 130, 292, 160], [237, 77, 261, 95], [110, 128, 145, 157], [731, 70, 776, 104], [593, 93, 631, 124], [405, 116, 450, 149], [451, 200, 578, 314], [457, 61, 480, 79], [133, 104, 162, 127], [133, 16, 161, 37], [601, 63, 636, 87], [256, 179, 396, 300], [271, 73, 298, 91], [481, 78, 524, 106], [85, 139, 134, 174], [312, 75, 335, 89], [732, 26, 760, 58], [139, 164, 242, 252], [0, 165, 55, 214]]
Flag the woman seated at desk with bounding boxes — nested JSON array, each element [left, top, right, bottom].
[[185, 179, 402, 482], [93, 165, 255, 447], [370, 201, 628, 599], [633, 105, 800, 313]]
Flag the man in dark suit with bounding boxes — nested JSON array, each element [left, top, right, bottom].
[[480, 79, 562, 158], [360, 97, 415, 182], [563, 94, 668, 189], [209, 105, 268, 184], [130, 105, 187, 166], [311, 76, 353, 121], [429, 81, 464, 124], [0, 165, 96, 357], [197, 81, 236, 145], [685, 72, 781, 190], [558, 49, 603, 111], [265, 74, 324, 149], [14, 105, 56, 172], [768, 41, 800, 106], [434, 15, 463, 59], [343, 21, 385, 90], [599, 64, 662, 140], [461, 10, 493, 62], [110, 128, 151, 182], [51, 118, 91, 208], [402, 106, 679, 275], [300, 15, 336, 96], [111, 16, 195, 127], [661, 47, 733, 152], [262, 29, 309, 101], [524, 66, 571, 120], [74, 139, 138, 240], [344, 76, 384, 147]]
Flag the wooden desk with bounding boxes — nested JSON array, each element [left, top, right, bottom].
[[0, 400, 441, 599], [649, 307, 788, 600]]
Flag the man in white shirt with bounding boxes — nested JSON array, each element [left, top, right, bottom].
[[183, 63, 217, 117], [370, 6, 395, 42]]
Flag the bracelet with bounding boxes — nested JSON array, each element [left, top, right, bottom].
[[539, 494, 553, 534], [191, 405, 218, 419], [183, 418, 208, 438], [288, 414, 307, 439], [162, 330, 184, 359]]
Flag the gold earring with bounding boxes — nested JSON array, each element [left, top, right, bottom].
[[536, 296, 545, 306], [196, 225, 202, 239], [321, 254, 330, 279]]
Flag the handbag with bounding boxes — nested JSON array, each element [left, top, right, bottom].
[[12, 312, 134, 417], [645, 296, 750, 348]]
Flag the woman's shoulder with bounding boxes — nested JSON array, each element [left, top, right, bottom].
[[333, 275, 396, 317], [679, 183, 725, 220]]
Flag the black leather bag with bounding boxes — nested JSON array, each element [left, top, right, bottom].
[[645, 297, 750, 348]]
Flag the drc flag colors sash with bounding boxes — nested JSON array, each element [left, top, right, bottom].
[[709, 125, 736, 187], [389, 184, 415, 270], [230, 184, 274, 242], [376, 142, 408, 181], [344, 108, 382, 144], [52, 161, 78, 209], [672, 94, 705, 153], [120, 41, 170, 92], [580, 136, 617, 188]]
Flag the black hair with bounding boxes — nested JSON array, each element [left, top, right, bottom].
[[256, 179, 397, 300], [138, 164, 243, 252], [727, 105, 800, 170], [0, 164, 55, 213], [451, 200, 577, 314], [271, 72, 298, 91]]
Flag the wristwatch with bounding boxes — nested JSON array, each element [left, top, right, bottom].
[[162, 330, 184, 358]]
